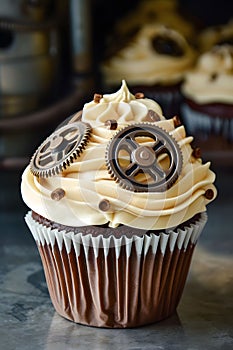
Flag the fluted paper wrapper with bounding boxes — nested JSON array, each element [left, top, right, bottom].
[[25, 211, 207, 328], [181, 103, 233, 142]]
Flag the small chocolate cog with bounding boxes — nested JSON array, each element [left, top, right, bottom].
[[106, 124, 182, 192], [30, 121, 91, 177]]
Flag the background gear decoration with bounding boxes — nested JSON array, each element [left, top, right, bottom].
[[30, 121, 91, 177], [106, 123, 182, 192]]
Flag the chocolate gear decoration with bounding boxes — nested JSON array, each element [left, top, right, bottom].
[[106, 124, 182, 192], [30, 121, 91, 177]]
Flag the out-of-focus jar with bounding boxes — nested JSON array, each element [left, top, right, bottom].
[[0, 0, 62, 162], [0, 0, 61, 118], [0, 0, 53, 22], [0, 21, 60, 118]]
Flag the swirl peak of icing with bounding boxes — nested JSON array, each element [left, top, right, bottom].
[[82, 80, 164, 127], [100, 80, 135, 103]]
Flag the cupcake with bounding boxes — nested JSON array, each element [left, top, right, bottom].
[[21, 80, 217, 328], [111, 0, 196, 44], [101, 24, 197, 118], [198, 19, 233, 52], [181, 44, 233, 149]]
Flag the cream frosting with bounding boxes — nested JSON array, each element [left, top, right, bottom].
[[198, 19, 233, 52], [114, 0, 195, 41], [182, 45, 233, 104], [102, 24, 196, 86], [21, 81, 217, 230]]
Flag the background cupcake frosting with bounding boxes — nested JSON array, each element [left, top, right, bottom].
[[21, 81, 217, 230], [102, 24, 196, 87], [182, 45, 233, 104], [198, 19, 233, 52], [112, 0, 196, 43]]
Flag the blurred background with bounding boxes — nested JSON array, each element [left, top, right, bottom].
[[1, 0, 233, 170]]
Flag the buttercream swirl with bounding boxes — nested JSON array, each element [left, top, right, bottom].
[[21, 81, 217, 230], [102, 24, 196, 86], [182, 45, 233, 104]]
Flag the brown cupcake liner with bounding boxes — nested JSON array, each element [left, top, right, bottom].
[[181, 103, 233, 142], [25, 211, 207, 328]]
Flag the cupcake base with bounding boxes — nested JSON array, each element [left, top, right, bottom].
[[25, 211, 207, 328], [181, 101, 233, 144]]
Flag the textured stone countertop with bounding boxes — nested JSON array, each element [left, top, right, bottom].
[[0, 162, 232, 350]]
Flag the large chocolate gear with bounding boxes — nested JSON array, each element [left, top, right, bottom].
[[30, 121, 91, 177], [106, 124, 182, 192]]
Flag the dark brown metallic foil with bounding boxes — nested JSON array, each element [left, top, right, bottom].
[[37, 239, 195, 328]]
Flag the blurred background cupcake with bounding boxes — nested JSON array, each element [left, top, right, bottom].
[[181, 44, 233, 153], [198, 18, 233, 52], [101, 23, 197, 118], [112, 0, 198, 44]]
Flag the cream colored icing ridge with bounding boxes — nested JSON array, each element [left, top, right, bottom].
[[21, 81, 217, 230], [182, 45, 233, 104], [102, 24, 196, 86]]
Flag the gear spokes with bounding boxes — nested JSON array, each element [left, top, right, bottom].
[[30, 121, 91, 177], [106, 124, 182, 192]]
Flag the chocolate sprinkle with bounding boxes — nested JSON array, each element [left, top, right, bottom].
[[173, 115, 182, 127], [94, 94, 103, 103], [205, 189, 214, 200], [147, 109, 161, 122], [99, 199, 111, 212], [51, 188, 66, 201], [135, 92, 145, 99], [192, 147, 201, 158], [210, 73, 218, 81], [104, 120, 118, 130]]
